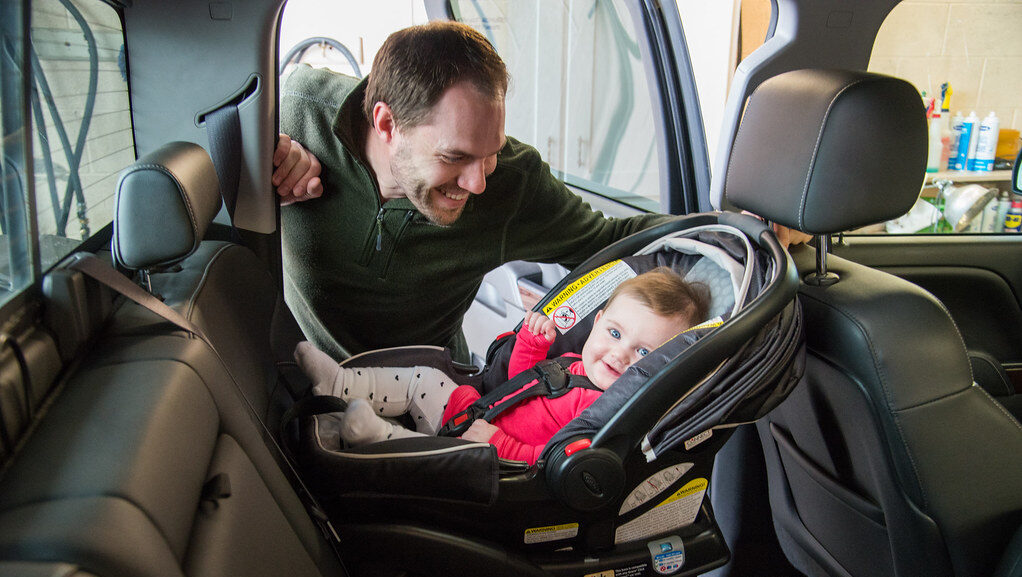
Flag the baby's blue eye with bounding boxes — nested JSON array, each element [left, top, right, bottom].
[[609, 328, 621, 339], [638, 347, 650, 356]]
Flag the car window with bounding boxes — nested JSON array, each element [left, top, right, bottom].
[[452, 0, 662, 212], [862, 2, 1020, 236], [0, 0, 130, 305]]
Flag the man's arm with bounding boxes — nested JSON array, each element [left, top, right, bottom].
[[496, 140, 673, 269], [273, 134, 323, 205]]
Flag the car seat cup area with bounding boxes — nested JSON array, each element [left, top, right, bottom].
[[299, 212, 803, 577]]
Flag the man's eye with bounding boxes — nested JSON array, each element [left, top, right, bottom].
[[638, 347, 650, 357], [441, 155, 463, 163], [609, 328, 621, 339]]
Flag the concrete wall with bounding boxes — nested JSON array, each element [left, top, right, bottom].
[[30, 0, 132, 240], [868, 1, 1022, 130]]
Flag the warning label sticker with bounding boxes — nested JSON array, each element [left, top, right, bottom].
[[543, 260, 636, 333], [584, 564, 648, 577], [614, 478, 708, 544], [524, 522, 579, 544]]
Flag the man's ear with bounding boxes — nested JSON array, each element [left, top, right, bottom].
[[371, 101, 397, 142]]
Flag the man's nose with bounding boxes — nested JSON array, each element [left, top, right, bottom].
[[458, 159, 488, 195]]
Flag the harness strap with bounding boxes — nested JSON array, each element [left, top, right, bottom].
[[438, 355, 600, 437]]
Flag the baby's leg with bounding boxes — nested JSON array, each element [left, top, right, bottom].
[[339, 399, 425, 446], [294, 343, 453, 435]]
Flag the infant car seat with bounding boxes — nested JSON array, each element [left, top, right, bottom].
[[285, 212, 803, 577]]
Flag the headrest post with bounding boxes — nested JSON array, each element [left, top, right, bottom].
[[805, 235, 840, 287], [139, 269, 154, 293]]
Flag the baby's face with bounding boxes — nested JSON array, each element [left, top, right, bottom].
[[581, 294, 687, 390]]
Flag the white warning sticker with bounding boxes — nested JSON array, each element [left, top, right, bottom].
[[524, 522, 579, 544], [543, 260, 636, 333], [614, 478, 708, 544]]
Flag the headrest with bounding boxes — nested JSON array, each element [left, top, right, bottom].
[[724, 69, 927, 235], [113, 141, 222, 270]]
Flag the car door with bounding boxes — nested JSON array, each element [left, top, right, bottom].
[[433, 0, 710, 365]]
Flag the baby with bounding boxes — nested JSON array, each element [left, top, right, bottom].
[[295, 267, 708, 464]]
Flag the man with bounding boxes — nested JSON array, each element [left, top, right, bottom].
[[274, 21, 672, 363]]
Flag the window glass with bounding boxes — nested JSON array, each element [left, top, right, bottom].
[[864, 2, 1022, 235], [453, 0, 661, 212], [279, 0, 427, 78], [29, 0, 132, 260], [1, 0, 33, 298]]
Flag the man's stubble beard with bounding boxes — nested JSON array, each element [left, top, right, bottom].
[[390, 144, 465, 227]]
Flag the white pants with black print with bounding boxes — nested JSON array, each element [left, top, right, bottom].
[[311, 365, 456, 435]]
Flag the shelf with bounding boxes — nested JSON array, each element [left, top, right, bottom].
[[925, 169, 1011, 184]]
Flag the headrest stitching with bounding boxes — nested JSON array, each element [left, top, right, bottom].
[[798, 76, 873, 232]]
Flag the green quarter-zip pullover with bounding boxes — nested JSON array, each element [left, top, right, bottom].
[[281, 65, 670, 362]]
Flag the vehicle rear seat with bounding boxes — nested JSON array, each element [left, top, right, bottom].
[[0, 142, 344, 577]]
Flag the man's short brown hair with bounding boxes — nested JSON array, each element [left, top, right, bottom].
[[363, 21, 509, 128], [606, 267, 710, 330]]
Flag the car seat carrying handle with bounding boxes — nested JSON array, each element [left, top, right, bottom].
[[437, 356, 599, 437]]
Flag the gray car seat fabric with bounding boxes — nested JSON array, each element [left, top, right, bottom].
[[727, 69, 1022, 577], [0, 143, 346, 576]]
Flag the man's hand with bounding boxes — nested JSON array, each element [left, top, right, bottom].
[[524, 310, 557, 343], [273, 134, 323, 205], [461, 419, 499, 443], [773, 223, 813, 248]]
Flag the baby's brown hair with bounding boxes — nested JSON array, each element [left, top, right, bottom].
[[605, 267, 709, 330]]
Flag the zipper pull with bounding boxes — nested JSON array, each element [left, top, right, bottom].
[[375, 208, 384, 251]]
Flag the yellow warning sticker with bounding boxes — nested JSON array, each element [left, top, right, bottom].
[[614, 478, 708, 544], [524, 522, 580, 544], [658, 478, 708, 506], [543, 260, 636, 332]]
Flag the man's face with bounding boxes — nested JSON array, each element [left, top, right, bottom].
[[388, 81, 506, 226]]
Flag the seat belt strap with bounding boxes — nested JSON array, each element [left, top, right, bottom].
[[67, 253, 212, 347], [205, 104, 241, 222]]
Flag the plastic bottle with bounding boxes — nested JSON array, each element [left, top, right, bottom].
[[926, 112, 943, 173], [981, 190, 1005, 232], [962, 111, 981, 171], [977, 190, 1001, 231], [970, 112, 1000, 171], [950, 111, 971, 170], [1004, 197, 1022, 233], [995, 191, 1011, 233], [949, 111, 964, 162]]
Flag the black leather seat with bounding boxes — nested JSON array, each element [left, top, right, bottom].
[[724, 69, 1022, 577], [0, 142, 345, 576]]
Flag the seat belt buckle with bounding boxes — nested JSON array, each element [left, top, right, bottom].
[[437, 406, 481, 437]]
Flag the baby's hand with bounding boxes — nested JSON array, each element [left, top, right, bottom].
[[461, 419, 499, 443], [524, 311, 557, 343]]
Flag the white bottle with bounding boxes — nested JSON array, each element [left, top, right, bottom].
[[963, 111, 981, 171], [971, 111, 1000, 171], [979, 192, 1001, 232]]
